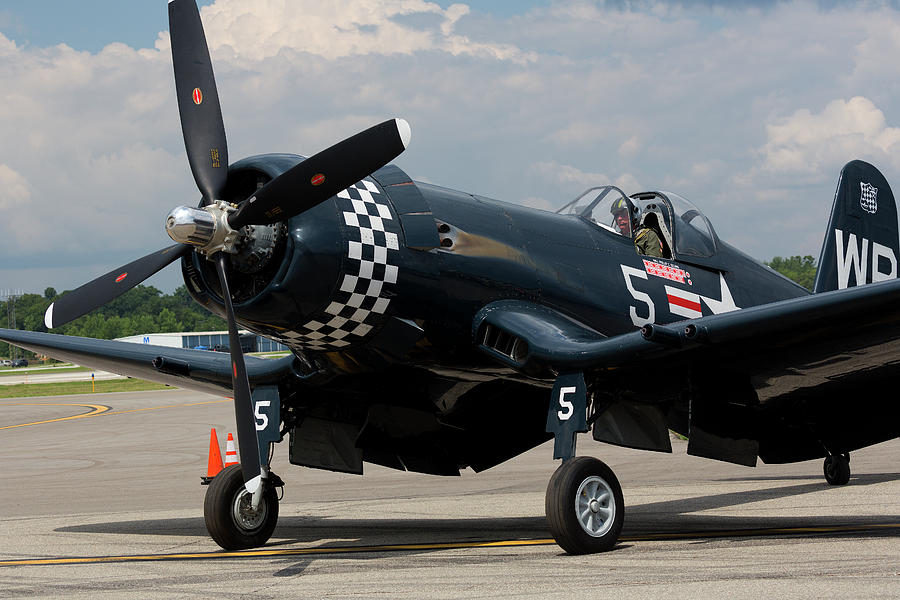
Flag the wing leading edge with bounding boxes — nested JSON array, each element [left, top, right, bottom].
[[476, 280, 900, 465], [0, 328, 295, 397], [476, 279, 900, 373]]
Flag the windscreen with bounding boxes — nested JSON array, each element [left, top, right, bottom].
[[557, 186, 635, 238]]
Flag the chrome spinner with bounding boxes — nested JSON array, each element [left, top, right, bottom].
[[165, 201, 240, 256]]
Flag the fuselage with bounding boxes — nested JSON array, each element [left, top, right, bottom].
[[183, 155, 808, 383]]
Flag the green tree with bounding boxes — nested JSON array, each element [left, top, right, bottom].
[[765, 255, 817, 290], [0, 284, 229, 360], [47, 284, 224, 340], [156, 308, 181, 332]]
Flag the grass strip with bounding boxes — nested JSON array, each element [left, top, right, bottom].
[[0, 366, 90, 377], [0, 379, 171, 398]]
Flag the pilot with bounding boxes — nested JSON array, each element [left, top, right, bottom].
[[634, 213, 665, 258], [611, 199, 664, 257], [610, 198, 633, 236]]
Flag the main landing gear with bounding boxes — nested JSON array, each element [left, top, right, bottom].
[[204, 464, 282, 550], [823, 452, 851, 486], [544, 373, 624, 553], [545, 457, 625, 554]]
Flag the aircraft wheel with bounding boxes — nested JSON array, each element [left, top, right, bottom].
[[545, 456, 624, 554], [823, 453, 851, 486], [204, 464, 279, 550]]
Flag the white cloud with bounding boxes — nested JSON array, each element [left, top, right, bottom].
[[0, 164, 30, 209], [0, 31, 16, 56], [763, 97, 900, 172], [531, 161, 640, 195], [532, 161, 611, 188], [6, 0, 900, 293], [618, 136, 641, 158], [737, 96, 900, 189], [519, 195, 555, 211], [0, 164, 34, 249], [194, 0, 532, 63]]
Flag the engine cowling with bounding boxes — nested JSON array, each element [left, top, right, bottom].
[[182, 153, 401, 355]]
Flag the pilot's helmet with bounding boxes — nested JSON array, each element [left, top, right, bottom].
[[610, 197, 629, 216]]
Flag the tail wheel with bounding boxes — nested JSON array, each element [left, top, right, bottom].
[[823, 453, 851, 486], [545, 456, 625, 554], [204, 464, 279, 549]]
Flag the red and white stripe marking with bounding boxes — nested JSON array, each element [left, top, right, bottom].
[[665, 285, 702, 318]]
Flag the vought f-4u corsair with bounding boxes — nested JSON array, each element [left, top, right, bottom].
[[2, 0, 898, 554]]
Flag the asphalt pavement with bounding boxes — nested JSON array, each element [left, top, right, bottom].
[[0, 389, 897, 598]]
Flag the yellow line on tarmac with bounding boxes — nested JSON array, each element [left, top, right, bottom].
[[102, 399, 229, 416], [1, 523, 896, 567], [0, 540, 556, 567], [0, 399, 229, 429], [0, 403, 110, 430]]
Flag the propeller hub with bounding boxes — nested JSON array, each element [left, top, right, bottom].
[[166, 205, 215, 245], [166, 202, 240, 256]]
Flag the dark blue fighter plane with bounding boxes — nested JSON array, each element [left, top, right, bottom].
[[2, 0, 899, 554]]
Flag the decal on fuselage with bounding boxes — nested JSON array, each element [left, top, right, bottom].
[[860, 181, 878, 214], [621, 265, 654, 326], [833, 228, 897, 289], [622, 261, 739, 326], [643, 259, 692, 286], [665, 285, 702, 319]]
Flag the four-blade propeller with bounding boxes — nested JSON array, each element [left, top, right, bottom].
[[43, 0, 410, 496]]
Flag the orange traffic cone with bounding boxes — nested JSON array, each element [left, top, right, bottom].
[[206, 428, 224, 477], [224, 433, 239, 467], [201, 428, 226, 485]]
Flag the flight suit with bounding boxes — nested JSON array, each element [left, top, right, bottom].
[[634, 226, 664, 257]]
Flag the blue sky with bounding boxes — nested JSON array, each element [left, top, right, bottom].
[[2, 0, 900, 294], [0, 1, 211, 51], [0, 1, 537, 52]]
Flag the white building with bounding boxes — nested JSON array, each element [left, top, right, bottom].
[[115, 331, 287, 353]]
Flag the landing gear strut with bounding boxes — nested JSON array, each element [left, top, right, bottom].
[[545, 457, 625, 554], [823, 453, 851, 486], [204, 464, 280, 549]]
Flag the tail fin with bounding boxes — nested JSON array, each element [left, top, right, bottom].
[[813, 160, 899, 293]]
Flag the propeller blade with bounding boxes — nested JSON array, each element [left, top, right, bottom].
[[45, 244, 190, 330], [228, 118, 411, 228], [169, 0, 228, 203], [214, 254, 263, 493]]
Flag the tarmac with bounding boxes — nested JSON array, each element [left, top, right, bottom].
[[0, 389, 897, 598], [0, 366, 123, 385]]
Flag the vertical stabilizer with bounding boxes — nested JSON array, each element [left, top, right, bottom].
[[813, 160, 899, 293]]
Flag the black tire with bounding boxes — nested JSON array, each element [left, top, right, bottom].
[[823, 454, 851, 486], [545, 456, 625, 554], [204, 464, 279, 550]]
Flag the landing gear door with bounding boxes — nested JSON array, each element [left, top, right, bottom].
[[545, 372, 589, 460], [252, 385, 280, 468]]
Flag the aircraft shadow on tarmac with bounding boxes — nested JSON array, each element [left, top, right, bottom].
[[56, 473, 900, 547], [714, 473, 900, 483]]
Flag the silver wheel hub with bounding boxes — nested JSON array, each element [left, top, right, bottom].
[[232, 487, 267, 532], [575, 475, 615, 537]]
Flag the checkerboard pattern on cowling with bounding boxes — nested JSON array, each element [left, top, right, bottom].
[[274, 179, 400, 352]]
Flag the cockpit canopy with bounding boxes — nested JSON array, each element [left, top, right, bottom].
[[557, 186, 638, 238], [556, 186, 718, 259]]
